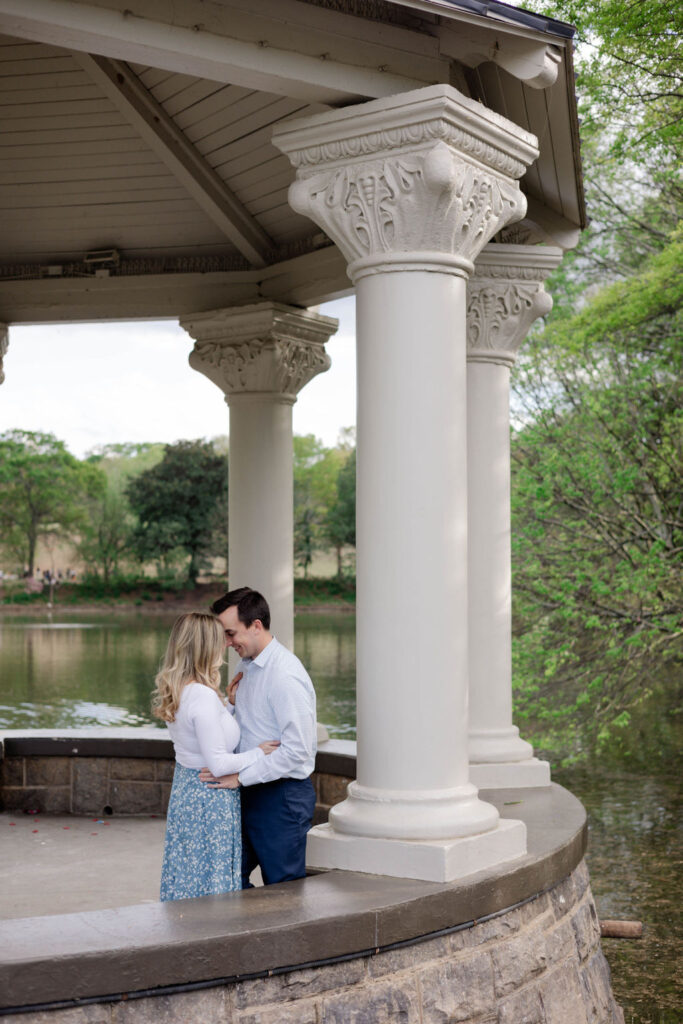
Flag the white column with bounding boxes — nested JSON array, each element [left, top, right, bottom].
[[273, 84, 540, 882], [0, 325, 8, 385], [181, 302, 337, 651], [466, 244, 562, 788]]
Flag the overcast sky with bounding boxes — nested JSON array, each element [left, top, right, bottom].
[[0, 297, 356, 457]]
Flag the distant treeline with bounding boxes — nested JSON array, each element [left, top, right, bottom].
[[0, 430, 356, 587]]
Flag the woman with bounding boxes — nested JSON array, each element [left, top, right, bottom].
[[152, 612, 278, 901]]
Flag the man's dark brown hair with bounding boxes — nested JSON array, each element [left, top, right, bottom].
[[210, 587, 271, 630]]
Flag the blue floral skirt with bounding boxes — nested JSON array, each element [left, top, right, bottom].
[[160, 762, 242, 901]]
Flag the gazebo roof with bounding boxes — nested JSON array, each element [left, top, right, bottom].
[[0, 0, 584, 322]]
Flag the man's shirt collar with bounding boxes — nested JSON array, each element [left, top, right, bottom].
[[251, 636, 277, 668]]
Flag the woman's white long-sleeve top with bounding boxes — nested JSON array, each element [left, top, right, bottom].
[[166, 682, 264, 777]]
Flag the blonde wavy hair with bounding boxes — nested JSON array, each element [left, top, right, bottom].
[[152, 612, 225, 722]]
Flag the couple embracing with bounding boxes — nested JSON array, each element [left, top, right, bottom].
[[153, 587, 317, 900]]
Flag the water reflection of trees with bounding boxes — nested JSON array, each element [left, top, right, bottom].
[[295, 615, 356, 737]]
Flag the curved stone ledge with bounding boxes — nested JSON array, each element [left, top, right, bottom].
[[0, 731, 613, 1020], [0, 781, 588, 1014]]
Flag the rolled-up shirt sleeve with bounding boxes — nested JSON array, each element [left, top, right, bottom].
[[190, 689, 264, 778], [238, 675, 314, 786]]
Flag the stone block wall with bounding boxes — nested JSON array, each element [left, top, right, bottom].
[[0, 749, 351, 819], [0, 754, 175, 816], [3, 862, 623, 1024]]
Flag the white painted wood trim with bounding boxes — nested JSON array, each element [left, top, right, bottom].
[[72, 52, 273, 266], [0, 0, 431, 103]]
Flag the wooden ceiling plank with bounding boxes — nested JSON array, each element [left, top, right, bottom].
[[172, 84, 255, 131], [0, 150, 162, 174], [136, 66, 177, 90], [162, 78, 228, 117], [0, 124, 140, 145], [234, 167, 293, 205], [0, 84, 103, 104], [213, 139, 280, 178], [229, 156, 291, 193], [0, 139, 155, 160], [190, 92, 292, 145], [0, 40, 66, 59], [0, 70, 93, 90], [0, 183, 188, 205], [0, 110, 126, 131], [0, 55, 79, 76], [538, 78, 582, 225], [149, 72, 202, 104], [520, 82, 562, 214], [258, 203, 309, 233], [0, 96, 113, 116], [482, 67, 544, 199], [0, 167, 178, 186], [72, 52, 273, 267]]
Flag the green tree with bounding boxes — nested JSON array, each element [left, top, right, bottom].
[[523, 0, 682, 297], [126, 440, 227, 584], [510, 230, 683, 762], [293, 435, 345, 577], [78, 443, 165, 583], [0, 430, 105, 575], [324, 447, 356, 577]]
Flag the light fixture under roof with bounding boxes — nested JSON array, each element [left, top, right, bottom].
[[83, 249, 120, 266]]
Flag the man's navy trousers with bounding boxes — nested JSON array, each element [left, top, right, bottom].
[[240, 776, 316, 887]]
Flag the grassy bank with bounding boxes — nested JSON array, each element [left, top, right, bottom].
[[0, 576, 356, 613]]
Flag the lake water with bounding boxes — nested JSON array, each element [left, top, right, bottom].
[[0, 610, 679, 1022]]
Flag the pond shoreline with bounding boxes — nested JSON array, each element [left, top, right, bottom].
[[0, 597, 355, 617]]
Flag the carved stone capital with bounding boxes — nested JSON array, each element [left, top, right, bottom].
[[272, 85, 539, 279], [0, 324, 8, 386], [181, 302, 336, 400], [467, 244, 563, 366]]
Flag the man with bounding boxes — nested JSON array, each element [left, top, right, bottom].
[[201, 587, 317, 886]]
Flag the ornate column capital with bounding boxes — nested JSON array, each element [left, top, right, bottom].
[[271, 84, 539, 281], [467, 243, 563, 367], [0, 324, 8, 386], [181, 302, 336, 402]]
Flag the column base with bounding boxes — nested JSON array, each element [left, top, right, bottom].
[[469, 758, 551, 789], [306, 817, 527, 883], [468, 726, 534, 764]]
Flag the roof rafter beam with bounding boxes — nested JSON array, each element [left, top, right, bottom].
[[72, 52, 273, 268], [0, 0, 434, 104]]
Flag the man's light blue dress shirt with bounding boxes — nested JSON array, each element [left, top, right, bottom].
[[234, 637, 317, 786]]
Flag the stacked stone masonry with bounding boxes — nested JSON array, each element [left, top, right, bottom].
[[4, 862, 622, 1024], [0, 752, 349, 822], [0, 755, 175, 817]]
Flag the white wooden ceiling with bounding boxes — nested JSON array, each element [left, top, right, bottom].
[[0, 0, 585, 321], [0, 37, 324, 265]]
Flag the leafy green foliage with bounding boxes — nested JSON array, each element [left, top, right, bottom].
[[524, 0, 682, 301], [293, 434, 347, 577], [79, 443, 165, 583], [511, 230, 683, 763], [324, 447, 356, 577], [126, 440, 227, 584], [0, 430, 105, 575]]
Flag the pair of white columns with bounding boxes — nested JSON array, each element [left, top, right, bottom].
[[184, 84, 562, 881]]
